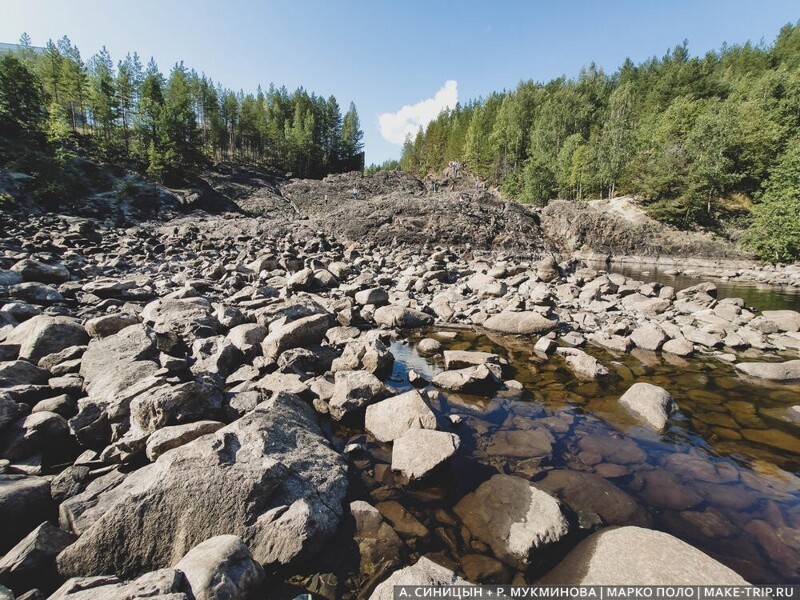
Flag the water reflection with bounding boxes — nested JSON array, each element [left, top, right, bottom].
[[584, 260, 800, 312], [333, 331, 800, 589]]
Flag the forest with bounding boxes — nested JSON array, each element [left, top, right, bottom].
[[399, 22, 800, 262], [0, 34, 364, 184]]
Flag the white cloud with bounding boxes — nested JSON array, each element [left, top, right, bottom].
[[379, 80, 458, 145]]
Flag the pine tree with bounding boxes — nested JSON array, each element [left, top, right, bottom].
[[341, 101, 363, 157]]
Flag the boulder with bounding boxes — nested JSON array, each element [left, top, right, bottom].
[[174, 535, 264, 600], [328, 371, 384, 421], [373, 305, 433, 328], [145, 421, 225, 461], [355, 288, 389, 306], [630, 325, 668, 352], [0, 476, 52, 552], [417, 338, 442, 355], [11, 260, 70, 284], [483, 311, 557, 335], [57, 393, 347, 579], [84, 314, 139, 339], [618, 382, 676, 430], [5, 317, 88, 364], [432, 364, 501, 394], [391, 429, 459, 480], [0, 411, 70, 461], [455, 474, 569, 570], [129, 381, 222, 434], [539, 526, 748, 584], [735, 360, 800, 382], [330, 336, 394, 378], [9, 282, 64, 305], [0, 361, 49, 388], [226, 324, 268, 356], [369, 557, 469, 600], [760, 310, 800, 333], [261, 314, 329, 360], [50, 569, 186, 600], [662, 337, 694, 357], [365, 389, 437, 442], [0, 522, 76, 593]]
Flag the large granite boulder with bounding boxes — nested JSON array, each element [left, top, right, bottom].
[[539, 526, 748, 584], [57, 393, 348, 579], [373, 306, 433, 328], [369, 557, 469, 600], [5, 316, 88, 364]]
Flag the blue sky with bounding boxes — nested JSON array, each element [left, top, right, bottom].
[[2, 0, 798, 164]]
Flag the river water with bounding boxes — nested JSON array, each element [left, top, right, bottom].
[[328, 273, 800, 591], [585, 260, 800, 312]]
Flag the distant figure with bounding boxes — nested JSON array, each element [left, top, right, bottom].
[[324, 193, 328, 203], [351, 187, 359, 200], [432, 180, 438, 193]]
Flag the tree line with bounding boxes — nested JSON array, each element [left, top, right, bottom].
[[399, 22, 800, 262], [0, 34, 364, 183]]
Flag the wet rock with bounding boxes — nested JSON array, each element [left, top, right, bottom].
[[5, 316, 88, 364], [365, 389, 437, 442], [460, 554, 510, 584], [483, 311, 557, 335], [618, 382, 676, 430], [375, 501, 429, 539], [328, 370, 384, 421], [174, 535, 265, 600], [391, 429, 459, 480], [639, 470, 703, 510], [0, 522, 76, 593], [145, 420, 225, 461], [455, 474, 569, 570], [369, 557, 469, 600], [373, 305, 433, 328], [539, 526, 748, 584], [350, 500, 403, 576], [485, 428, 553, 462], [56, 393, 347, 578], [535, 470, 647, 526], [577, 433, 646, 465], [735, 360, 800, 382]]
